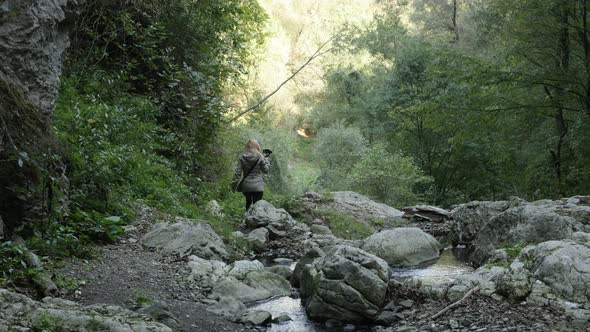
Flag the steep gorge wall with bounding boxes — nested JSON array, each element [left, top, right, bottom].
[[0, 0, 77, 234]]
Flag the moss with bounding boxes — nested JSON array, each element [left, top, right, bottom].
[[319, 191, 335, 203], [32, 312, 64, 332], [503, 243, 526, 259], [317, 210, 373, 240]]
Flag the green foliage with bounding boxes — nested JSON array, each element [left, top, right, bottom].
[[56, 75, 196, 215], [66, 0, 268, 180], [503, 244, 526, 259], [317, 211, 373, 240], [315, 123, 367, 191], [0, 242, 37, 288], [134, 290, 154, 307], [32, 312, 64, 332], [350, 144, 432, 206]]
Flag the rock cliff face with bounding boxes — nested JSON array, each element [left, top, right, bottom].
[[0, 0, 74, 115], [0, 0, 76, 233]]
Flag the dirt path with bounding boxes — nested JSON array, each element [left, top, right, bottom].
[[51, 217, 254, 332]]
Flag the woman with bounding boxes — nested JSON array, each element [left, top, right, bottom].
[[232, 139, 271, 210]]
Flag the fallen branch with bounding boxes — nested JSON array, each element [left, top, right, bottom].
[[431, 287, 479, 320], [226, 38, 334, 124]]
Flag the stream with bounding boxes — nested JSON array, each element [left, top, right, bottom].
[[250, 248, 473, 332]]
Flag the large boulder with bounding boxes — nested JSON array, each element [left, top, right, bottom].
[[187, 256, 227, 288], [469, 204, 584, 265], [246, 228, 269, 250], [362, 228, 440, 267], [299, 245, 391, 322], [189, 258, 291, 303], [451, 197, 590, 265], [319, 192, 404, 223], [450, 200, 512, 245], [286, 192, 404, 229], [523, 240, 590, 304], [206, 297, 246, 322], [142, 219, 228, 260], [244, 200, 296, 229], [0, 289, 172, 331], [211, 271, 291, 303]]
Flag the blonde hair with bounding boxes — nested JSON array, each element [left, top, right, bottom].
[[245, 139, 261, 154]]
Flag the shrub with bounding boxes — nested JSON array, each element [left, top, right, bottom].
[[314, 123, 367, 191], [0, 241, 36, 288], [350, 144, 432, 207]]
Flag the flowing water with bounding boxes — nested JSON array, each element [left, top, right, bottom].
[[251, 247, 472, 332]]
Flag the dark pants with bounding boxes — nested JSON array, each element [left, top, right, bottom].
[[243, 191, 263, 210]]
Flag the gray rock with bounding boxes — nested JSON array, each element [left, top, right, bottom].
[[447, 266, 506, 301], [494, 262, 533, 302], [187, 256, 227, 288], [398, 299, 414, 309], [300, 245, 391, 322], [142, 220, 228, 260], [272, 313, 292, 323], [450, 200, 512, 245], [469, 204, 583, 265], [246, 228, 269, 250], [376, 311, 403, 325], [310, 224, 333, 235], [266, 265, 293, 280], [322, 191, 405, 222], [402, 278, 450, 300], [212, 271, 291, 303], [291, 247, 326, 287], [244, 200, 295, 229], [241, 310, 272, 325], [572, 231, 590, 245], [362, 228, 440, 266], [206, 297, 246, 321], [136, 301, 179, 329], [0, 0, 74, 115], [452, 197, 590, 265], [225, 260, 265, 279], [0, 289, 172, 331], [523, 240, 590, 303]]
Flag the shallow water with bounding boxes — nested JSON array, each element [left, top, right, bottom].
[[251, 247, 472, 332], [390, 247, 473, 282]]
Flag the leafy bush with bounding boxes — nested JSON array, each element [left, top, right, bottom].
[[350, 144, 432, 207], [0, 241, 36, 288], [55, 75, 196, 216], [314, 123, 367, 191]]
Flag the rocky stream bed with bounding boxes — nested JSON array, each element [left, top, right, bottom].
[[2, 192, 590, 332]]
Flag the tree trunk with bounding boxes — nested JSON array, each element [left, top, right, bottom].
[[549, 0, 571, 197], [452, 0, 459, 43]]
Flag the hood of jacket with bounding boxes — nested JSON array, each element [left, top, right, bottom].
[[240, 151, 261, 168]]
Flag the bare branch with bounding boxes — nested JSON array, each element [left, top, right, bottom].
[[225, 38, 335, 124]]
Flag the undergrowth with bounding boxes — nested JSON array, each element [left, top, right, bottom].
[[317, 210, 373, 240]]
